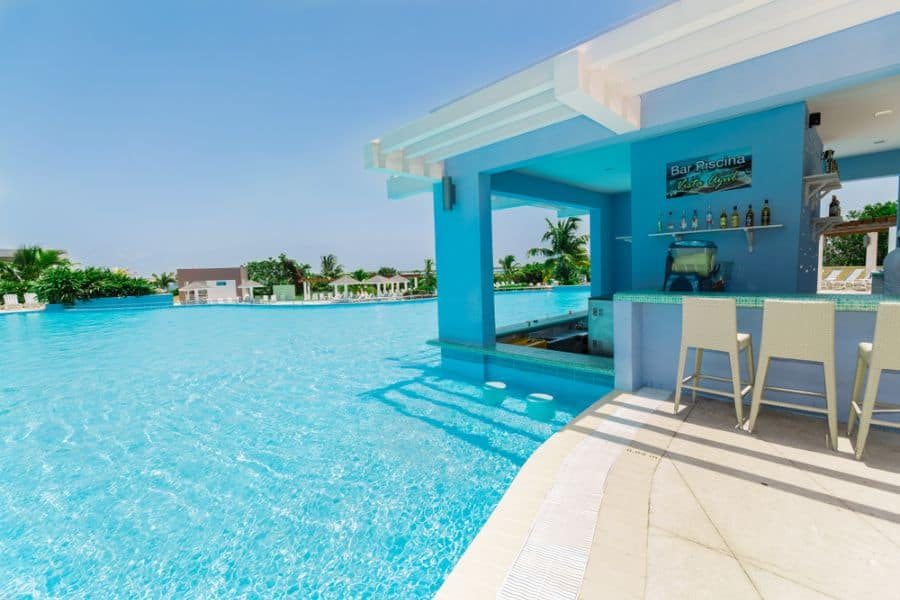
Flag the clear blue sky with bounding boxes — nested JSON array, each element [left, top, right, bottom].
[[0, 0, 665, 274]]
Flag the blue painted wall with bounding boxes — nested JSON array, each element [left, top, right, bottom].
[[630, 103, 811, 293], [432, 169, 495, 351], [612, 192, 632, 292], [46, 293, 174, 311]]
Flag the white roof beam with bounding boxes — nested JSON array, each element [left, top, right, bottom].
[[387, 176, 434, 199], [365, 140, 444, 180], [554, 50, 640, 133], [583, 0, 776, 67], [378, 60, 555, 153], [424, 104, 578, 163], [403, 89, 560, 159], [613, 0, 885, 95]]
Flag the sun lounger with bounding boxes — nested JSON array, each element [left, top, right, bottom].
[[3, 294, 21, 309], [832, 268, 864, 291], [23, 293, 39, 306], [852, 275, 872, 292], [821, 269, 842, 290]]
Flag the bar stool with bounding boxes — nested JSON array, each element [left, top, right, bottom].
[[747, 300, 838, 449], [847, 302, 900, 460], [674, 297, 754, 424]]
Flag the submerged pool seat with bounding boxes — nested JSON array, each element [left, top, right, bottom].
[[674, 297, 754, 425], [663, 240, 719, 293], [847, 303, 900, 460], [748, 300, 838, 450]]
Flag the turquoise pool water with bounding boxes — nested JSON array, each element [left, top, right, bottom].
[[0, 287, 599, 597]]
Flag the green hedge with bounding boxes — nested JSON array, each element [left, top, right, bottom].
[[34, 267, 156, 305]]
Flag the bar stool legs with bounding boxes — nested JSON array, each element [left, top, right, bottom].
[[847, 301, 900, 460], [674, 294, 754, 428], [848, 365, 880, 460], [747, 300, 838, 450]]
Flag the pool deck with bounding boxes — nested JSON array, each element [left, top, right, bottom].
[[437, 389, 900, 599]]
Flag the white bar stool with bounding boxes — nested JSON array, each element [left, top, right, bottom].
[[847, 302, 900, 460], [674, 297, 754, 424], [748, 300, 838, 449]]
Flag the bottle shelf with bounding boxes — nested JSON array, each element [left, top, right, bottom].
[[804, 173, 841, 210], [648, 224, 784, 253]]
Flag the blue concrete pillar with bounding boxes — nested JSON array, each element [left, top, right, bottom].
[[433, 171, 496, 348], [590, 195, 613, 297]]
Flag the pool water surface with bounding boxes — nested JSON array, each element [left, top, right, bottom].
[[0, 288, 602, 597]]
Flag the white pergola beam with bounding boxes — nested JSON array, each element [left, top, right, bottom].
[[583, 0, 776, 67], [387, 176, 434, 200], [423, 104, 578, 163], [378, 60, 555, 153], [403, 89, 560, 159], [554, 50, 640, 133], [615, 0, 890, 95]]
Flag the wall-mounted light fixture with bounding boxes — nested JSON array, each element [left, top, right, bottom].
[[442, 176, 455, 211]]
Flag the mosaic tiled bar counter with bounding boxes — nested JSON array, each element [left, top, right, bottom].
[[613, 291, 900, 422]]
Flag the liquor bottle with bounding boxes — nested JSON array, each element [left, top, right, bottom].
[[657, 212, 663, 233], [745, 204, 755, 227], [761, 199, 771, 226], [719, 208, 728, 229], [730, 206, 740, 228], [691, 209, 699, 230], [705, 204, 713, 229], [680, 210, 687, 231], [828, 195, 841, 218], [667, 211, 674, 231]]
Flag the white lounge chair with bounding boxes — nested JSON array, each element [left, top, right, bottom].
[[23, 293, 39, 306], [3, 294, 20, 309], [852, 274, 872, 293], [832, 268, 864, 291], [821, 269, 842, 290]]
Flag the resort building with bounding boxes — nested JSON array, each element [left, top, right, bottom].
[[176, 266, 256, 303], [367, 1, 900, 401]]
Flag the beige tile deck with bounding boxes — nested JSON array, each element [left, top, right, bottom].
[[436, 389, 900, 599]]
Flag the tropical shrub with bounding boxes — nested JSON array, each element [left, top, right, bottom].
[[824, 201, 897, 266], [515, 262, 547, 285], [245, 253, 311, 296], [34, 266, 155, 305]]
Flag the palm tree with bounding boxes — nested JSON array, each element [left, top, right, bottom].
[[320, 254, 343, 279], [351, 268, 370, 282], [0, 246, 68, 283], [150, 272, 175, 291], [528, 217, 589, 285], [498, 255, 518, 279], [421, 258, 436, 291]]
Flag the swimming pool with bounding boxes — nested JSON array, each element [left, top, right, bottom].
[[0, 287, 601, 597]]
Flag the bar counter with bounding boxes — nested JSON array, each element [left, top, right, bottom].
[[613, 290, 900, 423]]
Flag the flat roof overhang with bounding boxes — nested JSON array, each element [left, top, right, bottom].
[[365, 1, 900, 200]]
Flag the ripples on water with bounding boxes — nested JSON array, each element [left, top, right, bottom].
[[0, 288, 599, 597]]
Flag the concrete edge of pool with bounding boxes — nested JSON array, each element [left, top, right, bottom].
[[436, 387, 678, 599], [437, 388, 900, 599]]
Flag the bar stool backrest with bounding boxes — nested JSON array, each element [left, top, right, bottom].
[[873, 302, 900, 372], [681, 297, 738, 352], [760, 300, 834, 363]]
